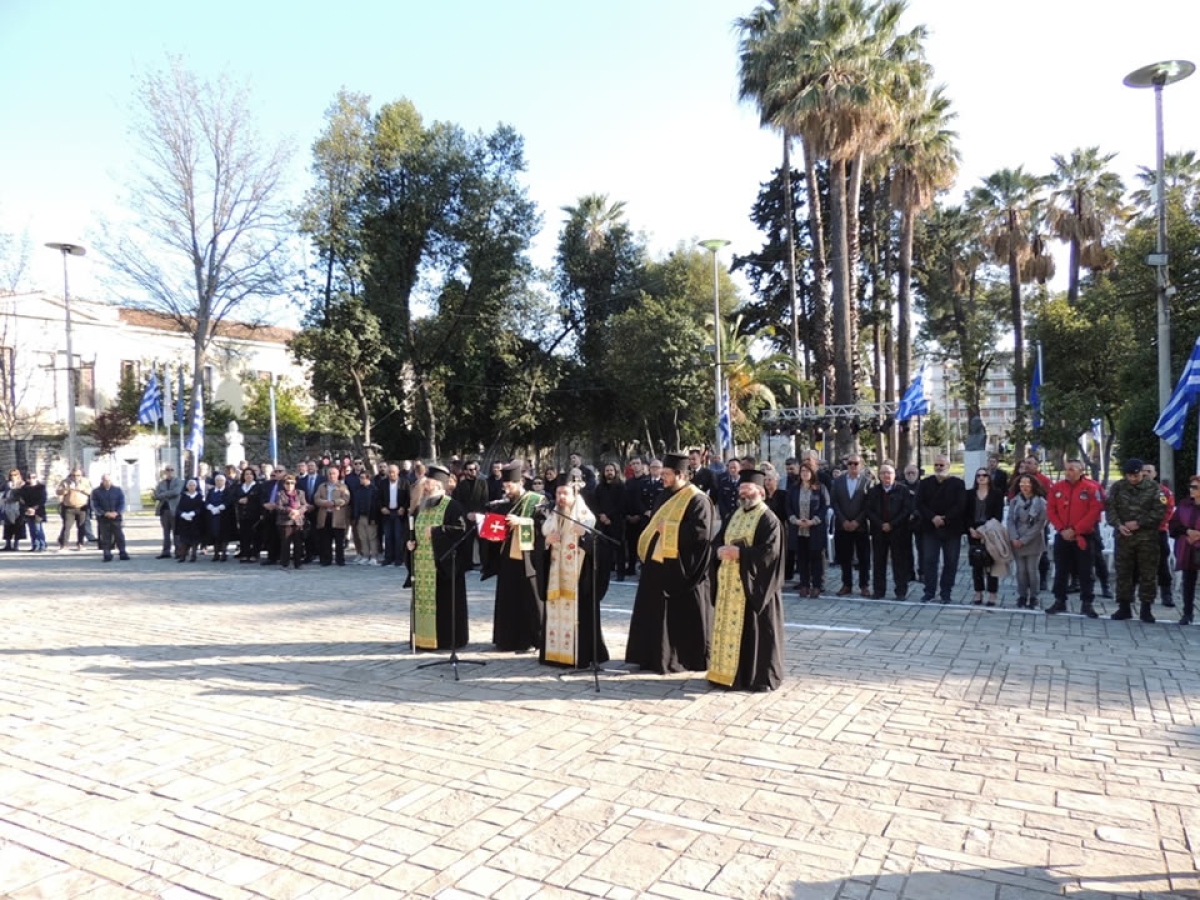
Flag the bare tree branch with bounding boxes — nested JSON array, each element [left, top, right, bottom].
[[99, 56, 293, 464]]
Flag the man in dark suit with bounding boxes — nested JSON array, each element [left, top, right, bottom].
[[917, 455, 967, 604], [830, 454, 872, 596], [865, 464, 915, 600]]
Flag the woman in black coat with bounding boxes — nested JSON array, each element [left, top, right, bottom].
[[966, 467, 1005, 606], [233, 467, 262, 562], [174, 479, 205, 562], [19, 471, 48, 551], [204, 474, 235, 562]]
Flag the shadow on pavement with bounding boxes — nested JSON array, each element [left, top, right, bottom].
[[782, 865, 1193, 899]]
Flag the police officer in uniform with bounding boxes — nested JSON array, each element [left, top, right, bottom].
[[1106, 458, 1169, 622]]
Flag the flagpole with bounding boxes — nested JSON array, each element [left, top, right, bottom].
[[1037, 342, 1045, 463], [269, 375, 278, 467], [163, 363, 172, 471]]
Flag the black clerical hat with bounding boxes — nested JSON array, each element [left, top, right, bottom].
[[663, 452, 689, 474], [501, 462, 525, 483], [739, 469, 766, 488], [426, 464, 451, 486]]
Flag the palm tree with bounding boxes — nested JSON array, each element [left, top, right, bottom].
[[714, 315, 808, 436], [890, 84, 958, 464], [968, 167, 1045, 415], [560, 194, 627, 252], [1131, 150, 1200, 213], [737, 2, 831, 394], [738, 0, 926, 455], [1048, 147, 1125, 304]]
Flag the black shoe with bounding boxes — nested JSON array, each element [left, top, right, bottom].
[[1180, 613, 1194, 625], [155, 553, 171, 559], [178, 557, 187, 564], [119, 555, 130, 561], [212, 555, 221, 563], [402, 576, 413, 588], [1112, 605, 1133, 621], [1045, 600, 1068, 615], [1100, 584, 1112, 599], [1161, 597, 1176, 608], [615, 574, 625, 582], [1140, 603, 1156, 624], [1081, 603, 1099, 619], [103, 555, 112, 562], [1016, 598, 1027, 609]]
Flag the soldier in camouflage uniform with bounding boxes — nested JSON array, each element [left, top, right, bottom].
[[1106, 458, 1170, 622]]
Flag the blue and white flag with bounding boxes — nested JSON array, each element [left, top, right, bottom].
[[718, 385, 733, 451], [1154, 335, 1200, 450], [177, 365, 186, 434], [1030, 355, 1043, 429], [186, 383, 205, 463], [137, 371, 163, 425], [896, 365, 930, 422]]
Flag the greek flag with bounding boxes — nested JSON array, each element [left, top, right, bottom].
[[186, 384, 205, 462], [896, 365, 930, 422], [137, 371, 163, 425], [718, 386, 733, 451], [177, 365, 186, 433], [1154, 335, 1200, 450]]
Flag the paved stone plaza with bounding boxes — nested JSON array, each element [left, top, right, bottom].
[[2, 518, 1199, 899]]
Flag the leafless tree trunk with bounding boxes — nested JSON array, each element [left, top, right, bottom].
[[102, 57, 292, 465]]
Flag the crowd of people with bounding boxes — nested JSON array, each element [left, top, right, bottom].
[[4, 444, 1195, 686]]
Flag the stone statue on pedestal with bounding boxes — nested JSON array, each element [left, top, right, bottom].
[[225, 421, 245, 467], [964, 416, 988, 452]]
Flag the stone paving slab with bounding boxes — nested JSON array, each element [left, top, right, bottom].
[[0, 518, 1198, 899]]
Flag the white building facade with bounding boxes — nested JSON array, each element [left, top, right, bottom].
[[0, 291, 307, 501]]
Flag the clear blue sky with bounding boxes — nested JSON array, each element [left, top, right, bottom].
[[3, 0, 1200, 307]]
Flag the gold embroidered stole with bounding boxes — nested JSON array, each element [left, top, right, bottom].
[[507, 492, 539, 561], [544, 515, 584, 665], [412, 497, 449, 650], [638, 483, 701, 563], [708, 503, 766, 687]]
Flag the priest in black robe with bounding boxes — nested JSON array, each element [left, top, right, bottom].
[[483, 462, 546, 652], [707, 470, 786, 692], [625, 452, 715, 673], [407, 465, 470, 650]]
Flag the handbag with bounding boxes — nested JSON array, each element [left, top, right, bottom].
[[968, 543, 992, 568]]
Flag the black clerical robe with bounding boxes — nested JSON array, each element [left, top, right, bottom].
[[625, 483, 714, 673], [708, 503, 785, 691], [491, 490, 546, 652]]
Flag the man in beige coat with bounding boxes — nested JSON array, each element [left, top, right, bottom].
[[314, 466, 352, 566]]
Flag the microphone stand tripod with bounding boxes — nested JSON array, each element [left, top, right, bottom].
[[547, 505, 622, 693], [415, 523, 485, 681]]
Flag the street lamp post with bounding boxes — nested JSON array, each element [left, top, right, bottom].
[[45, 242, 86, 471], [698, 239, 731, 457], [1124, 59, 1195, 490]]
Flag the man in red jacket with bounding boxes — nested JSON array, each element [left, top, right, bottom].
[[1046, 459, 1105, 618]]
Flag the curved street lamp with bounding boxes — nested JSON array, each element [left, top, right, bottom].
[[1124, 59, 1194, 489], [698, 239, 731, 456], [45, 242, 86, 470]]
